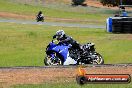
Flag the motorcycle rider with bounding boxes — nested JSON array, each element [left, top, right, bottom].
[[53, 30, 82, 51], [36, 11, 44, 22]]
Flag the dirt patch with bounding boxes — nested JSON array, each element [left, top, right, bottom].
[[0, 66, 132, 87], [84, 0, 119, 10], [0, 12, 35, 20], [0, 12, 103, 24], [107, 34, 132, 40], [0, 67, 77, 86]]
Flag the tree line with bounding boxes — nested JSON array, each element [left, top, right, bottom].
[[100, 0, 132, 7], [72, 0, 132, 7]]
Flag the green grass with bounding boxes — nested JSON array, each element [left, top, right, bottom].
[[0, 22, 132, 67], [0, 0, 114, 24], [12, 82, 132, 88]]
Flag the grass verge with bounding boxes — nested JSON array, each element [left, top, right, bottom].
[[0, 22, 132, 67], [12, 82, 132, 88]]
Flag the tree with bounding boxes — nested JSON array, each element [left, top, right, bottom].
[[100, 0, 132, 7], [72, 0, 86, 6]]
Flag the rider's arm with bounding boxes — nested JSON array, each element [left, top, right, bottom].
[[61, 36, 72, 43], [40, 14, 44, 17], [64, 37, 71, 42]]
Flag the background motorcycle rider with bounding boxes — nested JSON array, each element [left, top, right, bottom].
[[36, 11, 44, 22], [53, 30, 82, 52]]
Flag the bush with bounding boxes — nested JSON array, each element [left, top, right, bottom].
[[72, 0, 86, 6], [100, 0, 132, 7]]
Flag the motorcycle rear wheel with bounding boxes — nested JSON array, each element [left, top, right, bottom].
[[91, 52, 104, 64]]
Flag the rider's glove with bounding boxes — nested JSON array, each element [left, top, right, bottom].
[[53, 35, 56, 39]]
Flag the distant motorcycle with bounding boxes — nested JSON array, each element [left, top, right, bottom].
[[36, 15, 44, 22], [44, 40, 104, 65]]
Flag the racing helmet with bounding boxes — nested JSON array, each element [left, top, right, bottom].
[[56, 30, 65, 39]]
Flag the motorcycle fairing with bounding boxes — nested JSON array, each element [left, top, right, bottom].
[[47, 42, 77, 65], [47, 42, 69, 61]]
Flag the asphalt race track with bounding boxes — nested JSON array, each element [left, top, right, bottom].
[[0, 19, 105, 29]]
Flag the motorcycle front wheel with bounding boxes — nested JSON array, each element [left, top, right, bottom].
[[44, 52, 63, 66]]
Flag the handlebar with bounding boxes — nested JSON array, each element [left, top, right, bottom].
[[51, 40, 63, 45], [51, 40, 72, 47]]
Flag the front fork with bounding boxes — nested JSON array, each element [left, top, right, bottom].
[[48, 53, 56, 61]]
